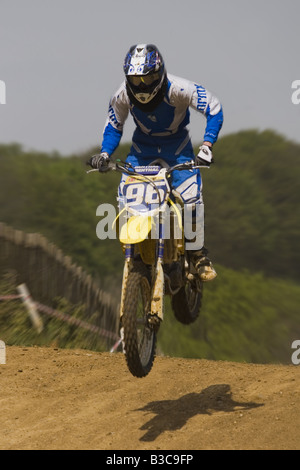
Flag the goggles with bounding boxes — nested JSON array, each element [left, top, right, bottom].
[[128, 72, 160, 86]]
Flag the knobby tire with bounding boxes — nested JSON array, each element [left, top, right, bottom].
[[171, 281, 202, 324], [122, 264, 156, 378]]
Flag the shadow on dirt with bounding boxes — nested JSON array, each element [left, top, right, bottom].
[[136, 384, 264, 442]]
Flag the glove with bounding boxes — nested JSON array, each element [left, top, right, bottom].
[[87, 152, 110, 172], [195, 144, 214, 167]]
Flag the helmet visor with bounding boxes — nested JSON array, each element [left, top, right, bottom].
[[128, 72, 161, 87]]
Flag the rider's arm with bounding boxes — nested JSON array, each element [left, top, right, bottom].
[[190, 83, 224, 145], [203, 141, 213, 148], [101, 82, 130, 156], [101, 122, 122, 155]]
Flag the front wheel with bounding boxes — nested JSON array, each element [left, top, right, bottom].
[[121, 264, 157, 377], [171, 279, 202, 324]]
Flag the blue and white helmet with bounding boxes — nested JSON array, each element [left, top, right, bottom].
[[124, 44, 166, 106]]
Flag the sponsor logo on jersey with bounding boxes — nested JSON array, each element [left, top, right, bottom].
[[108, 104, 121, 129], [195, 84, 207, 112]]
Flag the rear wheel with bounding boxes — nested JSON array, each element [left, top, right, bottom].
[[171, 279, 202, 324], [121, 264, 157, 377]]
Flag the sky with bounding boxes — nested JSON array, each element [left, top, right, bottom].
[[0, 0, 299, 155]]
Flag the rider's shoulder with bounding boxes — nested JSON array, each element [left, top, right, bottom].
[[110, 81, 130, 106], [168, 74, 195, 101]]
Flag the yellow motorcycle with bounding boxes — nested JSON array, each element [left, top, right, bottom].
[[90, 159, 203, 377]]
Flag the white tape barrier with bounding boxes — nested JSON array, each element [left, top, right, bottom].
[[0, 340, 6, 364], [0, 285, 121, 349], [35, 301, 120, 342], [0, 295, 22, 300]]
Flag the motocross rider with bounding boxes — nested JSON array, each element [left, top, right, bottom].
[[88, 44, 223, 281]]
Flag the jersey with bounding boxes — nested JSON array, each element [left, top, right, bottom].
[[100, 74, 223, 159]]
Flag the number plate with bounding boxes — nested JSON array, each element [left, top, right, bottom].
[[122, 176, 169, 214]]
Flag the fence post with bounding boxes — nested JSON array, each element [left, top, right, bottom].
[[17, 284, 43, 333]]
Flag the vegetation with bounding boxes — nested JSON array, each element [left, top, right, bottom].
[[160, 265, 300, 364], [0, 129, 299, 363], [202, 129, 300, 280], [0, 272, 107, 352]]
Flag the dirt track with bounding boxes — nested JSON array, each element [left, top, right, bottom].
[[0, 346, 299, 450]]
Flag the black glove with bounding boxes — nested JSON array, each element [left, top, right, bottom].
[[87, 152, 110, 172], [195, 144, 214, 167]]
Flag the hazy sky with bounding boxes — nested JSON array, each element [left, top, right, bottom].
[[0, 0, 299, 154]]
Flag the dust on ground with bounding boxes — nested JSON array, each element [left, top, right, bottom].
[[0, 346, 299, 450]]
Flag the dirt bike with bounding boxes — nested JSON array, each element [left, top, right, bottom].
[[88, 158, 204, 378]]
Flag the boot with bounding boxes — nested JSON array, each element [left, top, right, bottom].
[[191, 247, 217, 282]]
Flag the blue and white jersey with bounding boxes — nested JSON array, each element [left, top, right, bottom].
[[101, 74, 223, 159]]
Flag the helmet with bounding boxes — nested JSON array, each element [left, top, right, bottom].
[[124, 44, 167, 108]]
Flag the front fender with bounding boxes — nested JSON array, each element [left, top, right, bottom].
[[119, 215, 152, 244]]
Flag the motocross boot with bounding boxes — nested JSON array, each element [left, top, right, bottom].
[[191, 247, 217, 282]]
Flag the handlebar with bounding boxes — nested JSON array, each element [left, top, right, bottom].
[[86, 159, 210, 209], [86, 159, 209, 176]]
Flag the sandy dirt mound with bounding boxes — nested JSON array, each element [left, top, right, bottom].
[[0, 346, 299, 450]]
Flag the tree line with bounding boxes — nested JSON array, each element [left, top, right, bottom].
[[0, 129, 299, 362]]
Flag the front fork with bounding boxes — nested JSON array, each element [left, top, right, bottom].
[[150, 237, 164, 324], [119, 245, 134, 321], [119, 217, 165, 325]]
